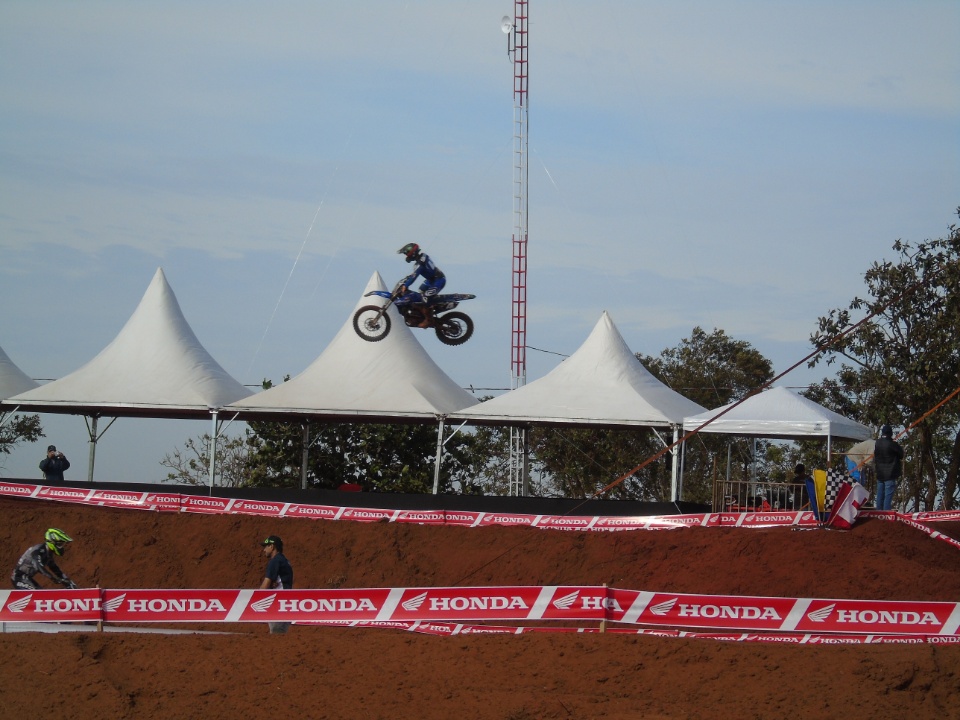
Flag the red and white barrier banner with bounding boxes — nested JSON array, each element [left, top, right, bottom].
[[608, 589, 960, 636], [911, 510, 960, 522], [624, 628, 960, 644], [0, 588, 102, 622], [91, 489, 182, 512], [101, 589, 252, 622], [280, 503, 343, 520], [180, 496, 235, 514], [8, 585, 958, 636], [0, 481, 40, 498], [888, 514, 960, 551], [3, 483, 960, 547], [297, 619, 960, 644]]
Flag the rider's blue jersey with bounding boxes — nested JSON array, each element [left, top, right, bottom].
[[403, 252, 444, 288]]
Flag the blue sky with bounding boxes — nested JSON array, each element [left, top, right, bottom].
[[2, 1, 958, 483]]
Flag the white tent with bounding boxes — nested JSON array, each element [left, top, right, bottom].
[[450, 311, 707, 499], [2, 268, 252, 480], [682, 386, 872, 442], [228, 272, 478, 492], [0, 345, 39, 430], [451, 311, 706, 428], [228, 272, 476, 421], [0, 345, 38, 400], [5, 268, 251, 416]]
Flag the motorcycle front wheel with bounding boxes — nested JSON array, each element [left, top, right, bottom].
[[353, 305, 392, 342], [435, 311, 474, 346]]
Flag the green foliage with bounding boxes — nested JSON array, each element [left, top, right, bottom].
[[808, 211, 960, 509], [449, 423, 513, 496], [160, 433, 250, 487], [642, 326, 774, 410], [0, 414, 44, 471], [523, 328, 776, 503], [640, 327, 776, 503], [160, 378, 499, 493], [529, 426, 667, 500]]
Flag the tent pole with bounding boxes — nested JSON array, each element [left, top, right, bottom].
[[0, 405, 20, 430], [522, 427, 530, 496], [432, 418, 445, 495], [677, 426, 685, 501], [670, 425, 680, 502], [301, 423, 309, 490], [86, 415, 98, 483], [81, 414, 116, 483], [208, 410, 218, 495], [726, 443, 732, 485]]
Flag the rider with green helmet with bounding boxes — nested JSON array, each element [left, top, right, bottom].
[[11, 528, 77, 590]]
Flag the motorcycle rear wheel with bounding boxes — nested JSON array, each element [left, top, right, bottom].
[[435, 311, 474, 346], [353, 305, 392, 342]]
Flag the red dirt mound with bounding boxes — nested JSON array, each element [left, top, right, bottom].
[[2, 497, 960, 719]]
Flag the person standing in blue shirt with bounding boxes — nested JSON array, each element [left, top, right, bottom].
[[260, 535, 293, 633], [397, 242, 446, 328]]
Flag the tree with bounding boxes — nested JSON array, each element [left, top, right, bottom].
[[642, 327, 774, 411], [529, 426, 666, 500], [525, 328, 776, 503], [808, 212, 960, 509], [0, 414, 44, 474], [160, 433, 250, 487], [162, 377, 501, 493], [640, 327, 775, 503], [452, 423, 513, 495]]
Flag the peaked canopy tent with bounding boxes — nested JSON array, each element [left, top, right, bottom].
[[449, 311, 707, 500], [682, 386, 873, 444], [681, 386, 873, 494], [0, 345, 39, 400], [228, 272, 478, 491], [1, 268, 252, 481], [0, 344, 40, 429]]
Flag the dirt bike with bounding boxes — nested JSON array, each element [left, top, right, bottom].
[[352, 280, 476, 346]]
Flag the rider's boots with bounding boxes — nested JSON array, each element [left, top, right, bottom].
[[417, 305, 434, 328]]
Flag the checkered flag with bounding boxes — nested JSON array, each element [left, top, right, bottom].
[[824, 467, 850, 516]]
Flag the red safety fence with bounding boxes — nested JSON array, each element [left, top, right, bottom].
[[303, 620, 960, 645], [3, 586, 960, 638], [4, 480, 959, 530]]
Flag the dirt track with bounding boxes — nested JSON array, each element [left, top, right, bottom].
[[2, 497, 960, 719]]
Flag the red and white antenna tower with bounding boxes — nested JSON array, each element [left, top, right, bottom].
[[502, 2, 529, 495]]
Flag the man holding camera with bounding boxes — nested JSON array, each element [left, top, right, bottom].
[[39, 444, 70, 484]]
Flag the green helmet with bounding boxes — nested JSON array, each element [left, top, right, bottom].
[[398, 242, 420, 263], [45, 528, 73, 556]]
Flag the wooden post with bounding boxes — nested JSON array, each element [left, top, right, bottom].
[[600, 583, 607, 633]]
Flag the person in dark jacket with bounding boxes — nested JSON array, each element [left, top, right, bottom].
[[11, 528, 77, 590], [39, 444, 70, 483], [874, 425, 905, 511]]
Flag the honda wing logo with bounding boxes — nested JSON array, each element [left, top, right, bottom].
[[251, 594, 276, 613], [7, 594, 32, 613], [103, 593, 126, 612], [552, 591, 579, 610], [650, 598, 677, 616], [807, 603, 835, 623], [402, 591, 428, 611]]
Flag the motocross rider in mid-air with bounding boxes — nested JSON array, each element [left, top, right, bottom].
[[397, 243, 446, 328]]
